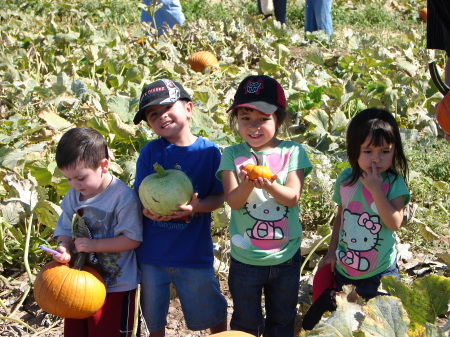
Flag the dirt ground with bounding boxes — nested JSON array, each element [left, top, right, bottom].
[[1, 273, 308, 337]]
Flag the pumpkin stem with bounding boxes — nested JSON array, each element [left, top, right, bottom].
[[429, 61, 450, 96], [73, 252, 87, 271], [250, 152, 261, 166], [153, 163, 168, 178]]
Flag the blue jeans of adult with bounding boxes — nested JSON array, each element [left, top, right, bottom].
[[228, 249, 301, 337], [334, 262, 400, 300], [257, 0, 287, 24], [304, 0, 333, 38], [141, 0, 185, 34]]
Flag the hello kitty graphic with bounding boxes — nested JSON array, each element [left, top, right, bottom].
[[339, 210, 382, 272]]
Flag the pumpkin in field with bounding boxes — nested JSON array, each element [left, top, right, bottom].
[[138, 163, 194, 216], [242, 152, 274, 180], [436, 92, 450, 134], [419, 8, 427, 22], [209, 331, 255, 337], [187, 51, 218, 73], [34, 257, 106, 319]]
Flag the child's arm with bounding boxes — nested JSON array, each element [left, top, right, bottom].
[[221, 169, 255, 210], [260, 169, 305, 207], [318, 205, 342, 270], [74, 235, 141, 253], [361, 162, 405, 231]]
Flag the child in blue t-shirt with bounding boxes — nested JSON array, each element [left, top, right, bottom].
[[133, 79, 227, 337], [217, 75, 312, 336]]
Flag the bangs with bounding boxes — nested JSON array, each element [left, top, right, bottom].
[[366, 121, 395, 147]]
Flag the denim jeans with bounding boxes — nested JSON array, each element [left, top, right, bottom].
[[141, 0, 185, 34], [228, 250, 301, 337], [335, 262, 400, 300], [304, 0, 333, 38], [257, 0, 287, 24]]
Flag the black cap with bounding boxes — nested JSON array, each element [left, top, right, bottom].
[[134, 79, 192, 124], [226, 75, 286, 114]]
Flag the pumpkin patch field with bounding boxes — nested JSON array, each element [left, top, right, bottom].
[[1, 0, 450, 335]]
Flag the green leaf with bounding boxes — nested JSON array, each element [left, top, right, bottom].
[[360, 296, 410, 336], [34, 200, 61, 229], [381, 275, 450, 326]]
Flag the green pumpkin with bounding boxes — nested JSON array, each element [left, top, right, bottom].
[[138, 163, 194, 216]]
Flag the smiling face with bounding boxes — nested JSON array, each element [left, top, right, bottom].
[[357, 135, 395, 174], [236, 108, 279, 151], [144, 100, 193, 144], [60, 160, 110, 201]]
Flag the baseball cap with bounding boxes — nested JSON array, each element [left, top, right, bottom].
[[226, 75, 286, 114], [312, 263, 336, 302], [134, 79, 192, 124]]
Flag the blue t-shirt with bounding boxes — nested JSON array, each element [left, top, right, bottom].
[[134, 137, 223, 268], [333, 168, 410, 279], [216, 141, 312, 266]]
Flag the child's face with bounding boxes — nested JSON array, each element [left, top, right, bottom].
[[357, 136, 395, 174], [144, 100, 193, 141], [60, 159, 110, 200], [236, 108, 278, 151]]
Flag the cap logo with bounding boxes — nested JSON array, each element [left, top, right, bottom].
[[245, 79, 264, 95], [160, 79, 180, 104]]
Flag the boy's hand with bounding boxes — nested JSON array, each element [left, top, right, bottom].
[[74, 237, 96, 253], [142, 193, 199, 221], [54, 245, 71, 264]]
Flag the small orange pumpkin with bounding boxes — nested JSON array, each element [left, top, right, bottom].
[[419, 8, 427, 22], [436, 91, 450, 134], [187, 51, 218, 73], [242, 152, 273, 180], [34, 256, 106, 319]]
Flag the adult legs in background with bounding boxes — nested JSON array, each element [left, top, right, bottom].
[[304, 0, 333, 38], [141, 0, 185, 34], [257, 0, 287, 24]]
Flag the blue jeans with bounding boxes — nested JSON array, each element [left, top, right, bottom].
[[228, 250, 301, 337], [139, 263, 227, 332], [257, 0, 287, 24], [335, 263, 400, 300], [304, 0, 333, 37], [141, 0, 185, 34]]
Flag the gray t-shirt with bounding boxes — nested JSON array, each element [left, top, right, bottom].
[[54, 176, 143, 292]]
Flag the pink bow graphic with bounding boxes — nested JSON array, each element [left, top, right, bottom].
[[358, 212, 381, 234]]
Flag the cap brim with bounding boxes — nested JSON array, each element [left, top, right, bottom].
[[312, 264, 336, 302], [226, 100, 278, 114]]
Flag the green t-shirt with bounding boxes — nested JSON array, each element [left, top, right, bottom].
[[333, 168, 410, 279], [217, 141, 312, 266]]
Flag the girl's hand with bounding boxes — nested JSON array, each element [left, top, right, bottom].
[[318, 252, 337, 271], [74, 237, 96, 253], [360, 162, 382, 192], [239, 165, 278, 189], [54, 245, 71, 264]]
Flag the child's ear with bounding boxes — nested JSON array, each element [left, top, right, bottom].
[[100, 158, 109, 172], [146, 122, 153, 129], [185, 101, 194, 118]]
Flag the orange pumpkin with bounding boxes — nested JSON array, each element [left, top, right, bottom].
[[419, 8, 427, 22], [243, 163, 273, 180], [34, 259, 106, 319], [436, 92, 450, 134], [210, 331, 255, 337], [187, 51, 218, 73]]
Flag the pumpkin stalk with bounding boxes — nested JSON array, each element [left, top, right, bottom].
[[153, 163, 168, 178], [429, 61, 450, 96], [73, 252, 87, 271]]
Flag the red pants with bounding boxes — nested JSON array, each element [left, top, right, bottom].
[[64, 289, 139, 337]]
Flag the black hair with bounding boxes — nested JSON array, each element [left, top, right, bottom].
[[228, 107, 287, 136], [55, 127, 109, 170], [345, 108, 408, 185]]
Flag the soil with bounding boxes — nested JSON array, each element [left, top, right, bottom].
[[0, 272, 309, 337]]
